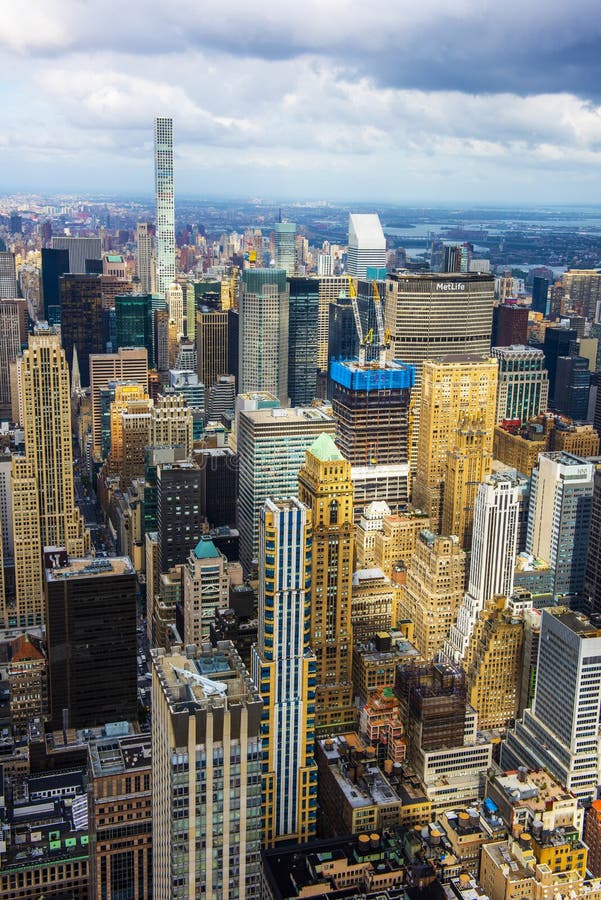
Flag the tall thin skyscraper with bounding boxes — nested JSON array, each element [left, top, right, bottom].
[[445, 473, 520, 662], [274, 222, 297, 274], [297, 433, 356, 735], [252, 498, 317, 846], [154, 117, 175, 296], [136, 222, 155, 293], [20, 332, 87, 555], [239, 269, 289, 404]]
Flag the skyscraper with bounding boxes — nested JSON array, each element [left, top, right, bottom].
[[151, 642, 263, 899], [531, 275, 549, 315], [166, 282, 184, 337], [115, 293, 155, 366], [297, 433, 356, 734], [0, 301, 21, 416], [183, 535, 229, 645], [554, 355, 590, 420], [89, 347, 149, 455], [10, 456, 43, 627], [252, 498, 317, 846], [237, 406, 336, 571], [445, 473, 521, 662], [157, 461, 202, 574], [330, 359, 414, 514], [59, 273, 104, 386], [502, 608, 601, 800], [41, 247, 69, 321], [239, 269, 289, 404], [413, 356, 498, 532], [136, 222, 155, 293], [385, 272, 495, 468], [51, 236, 102, 274], [196, 306, 228, 396], [154, 116, 175, 296], [346, 214, 386, 278], [45, 555, 137, 729], [287, 276, 319, 406], [543, 325, 578, 403], [526, 452, 594, 599], [492, 303, 529, 347], [441, 423, 493, 549], [585, 465, 601, 615], [274, 222, 297, 274], [492, 345, 549, 424], [0, 251, 17, 298], [20, 332, 87, 554]]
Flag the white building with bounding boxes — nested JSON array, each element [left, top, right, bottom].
[[154, 117, 176, 296], [136, 222, 155, 294], [445, 473, 520, 662], [346, 213, 386, 279], [502, 608, 601, 800]]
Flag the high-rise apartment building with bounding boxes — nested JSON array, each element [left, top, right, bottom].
[[115, 293, 155, 365], [136, 222, 155, 294], [0, 300, 21, 416], [526, 452, 594, 599], [274, 222, 297, 274], [252, 498, 317, 845], [399, 531, 466, 659], [561, 269, 601, 319], [288, 276, 319, 406], [492, 345, 549, 424], [51, 236, 102, 274], [502, 608, 601, 799], [88, 732, 153, 900], [45, 555, 137, 729], [20, 332, 86, 553], [183, 536, 229, 645], [196, 306, 228, 395], [154, 116, 176, 296], [445, 473, 521, 662], [386, 272, 495, 468], [239, 269, 289, 404], [346, 214, 386, 278], [330, 359, 414, 514], [413, 356, 498, 531], [59, 273, 104, 386], [89, 347, 149, 454], [297, 433, 356, 734], [0, 250, 18, 297], [151, 642, 263, 899], [237, 406, 336, 571]]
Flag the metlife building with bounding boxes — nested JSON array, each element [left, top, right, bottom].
[[384, 272, 495, 468]]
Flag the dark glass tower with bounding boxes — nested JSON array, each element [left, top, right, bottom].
[[287, 276, 319, 406], [41, 247, 69, 322], [59, 274, 104, 386], [115, 293, 155, 366]]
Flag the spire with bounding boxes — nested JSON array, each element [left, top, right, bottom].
[[71, 345, 82, 398]]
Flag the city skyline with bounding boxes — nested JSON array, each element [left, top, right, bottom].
[[4, 1, 601, 202]]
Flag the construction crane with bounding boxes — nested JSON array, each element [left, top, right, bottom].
[[371, 281, 390, 367], [346, 274, 370, 366]]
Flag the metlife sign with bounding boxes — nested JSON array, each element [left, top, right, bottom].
[[436, 282, 466, 291]]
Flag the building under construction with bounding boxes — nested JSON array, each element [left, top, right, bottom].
[[330, 359, 415, 515]]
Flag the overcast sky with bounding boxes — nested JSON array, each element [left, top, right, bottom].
[[3, 0, 601, 203]]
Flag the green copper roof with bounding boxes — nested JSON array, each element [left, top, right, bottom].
[[309, 432, 343, 462], [193, 536, 220, 559]]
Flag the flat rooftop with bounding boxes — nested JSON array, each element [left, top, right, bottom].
[[89, 733, 152, 778], [241, 406, 335, 426], [45, 556, 134, 582]]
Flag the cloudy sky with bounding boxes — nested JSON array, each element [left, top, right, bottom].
[[3, 0, 601, 203]]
